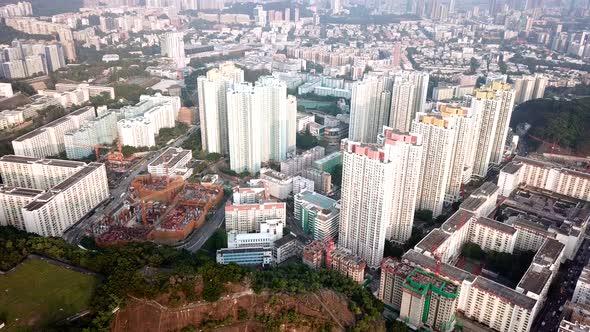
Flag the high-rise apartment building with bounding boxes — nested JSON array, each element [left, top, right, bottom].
[[438, 104, 477, 202], [349, 75, 391, 143], [338, 138, 395, 267], [468, 82, 515, 178], [12, 106, 96, 158], [339, 128, 422, 266], [377, 128, 423, 243], [388, 76, 417, 132], [411, 113, 457, 217], [226, 77, 296, 173], [513, 74, 547, 104], [197, 62, 244, 154], [468, 87, 502, 178], [0, 155, 108, 237], [160, 31, 185, 69]]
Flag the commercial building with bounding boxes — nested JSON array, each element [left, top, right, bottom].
[[225, 199, 286, 234], [0, 155, 108, 236], [227, 218, 284, 248], [147, 147, 192, 179], [400, 268, 459, 332], [292, 175, 314, 194], [197, 62, 244, 154], [294, 190, 340, 241], [313, 151, 342, 173], [12, 106, 96, 158]]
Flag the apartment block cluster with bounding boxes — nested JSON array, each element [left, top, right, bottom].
[[0, 155, 109, 237], [216, 181, 300, 266], [0, 1, 32, 18], [5, 17, 77, 61], [198, 62, 297, 174], [0, 83, 111, 132], [0, 93, 61, 130], [115, 94, 181, 148], [0, 40, 67, 80], [375, 160, 589, 332]]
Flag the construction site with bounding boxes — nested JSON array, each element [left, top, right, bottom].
[[94, 174, 223, 246]]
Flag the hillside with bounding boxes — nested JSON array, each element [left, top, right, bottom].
[[510, 98, 590, 156], [0, 227, 385, 332]]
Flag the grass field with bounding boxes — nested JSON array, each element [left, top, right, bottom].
[[0, 258, 98, 331]]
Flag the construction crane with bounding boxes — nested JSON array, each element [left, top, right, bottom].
[[527, 134, 563, 158]]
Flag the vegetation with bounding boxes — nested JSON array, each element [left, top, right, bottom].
[[114, 84, 156, 104], [296, 130, 320, 149], [510, 98, 590, 155], [0, 79, 37, 96], [414, 209, 433, 224], [121, 145, 150, 157], [1, 224, 387, 331], [461, 242, 535, 285], [330, 164, 342, 187], [156, 122, 189, 147], [0, 258, 98, 330], [242, 67, 271, 83], [0, 22, 53, 44], [252, 263, 384, 331], [180, 128, 202, 156]]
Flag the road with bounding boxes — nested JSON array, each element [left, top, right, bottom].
[[175, 196, 228, 252], [531, 238, 590, 331], [62, 125, 200, 245]]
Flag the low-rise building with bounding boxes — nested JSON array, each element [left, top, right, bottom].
[[259, 168, 293, 200], [273, 233, 301, 264], [147, 147, 192, 179], [329, 247, 366, 283], [216, 247, 273, 266], [294, 190, 340, 241]]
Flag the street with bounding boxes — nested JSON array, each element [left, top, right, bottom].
[[62, 125, 200, 245], [531, 238, 590, 331], [176, 196, 228, 252]]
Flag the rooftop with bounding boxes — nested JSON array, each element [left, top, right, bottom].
[[0, 155, 86, 168], [295, 190, 337, 210], [442, 209, 475, 233], [274, 233, 298, 247], [472, 276, 537, 310], [403, 249, 475, 283], [149, 147, 191, 169], [474, 216, 516, 235], [517, 265, 552, 295], [501, 162, 523, 175], [533, 238, 564, 267], [416, 229, 450, 253], [0, 185, 44, 197]]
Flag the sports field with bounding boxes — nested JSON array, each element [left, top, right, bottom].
[[0, 258, 98, 331]]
